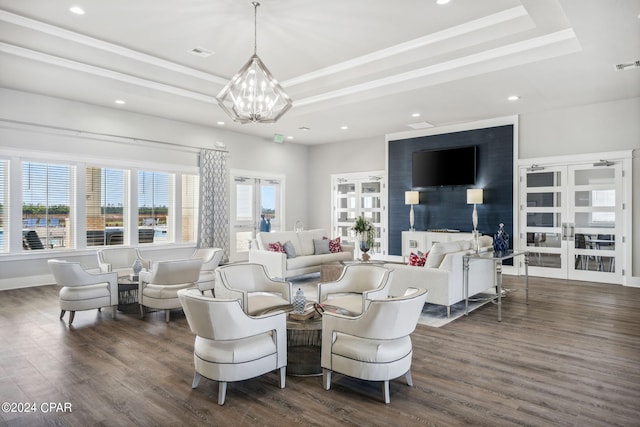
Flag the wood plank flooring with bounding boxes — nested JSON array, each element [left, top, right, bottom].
[[1, 276, 639, 426]]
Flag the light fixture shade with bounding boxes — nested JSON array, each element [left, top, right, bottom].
[[467, 188, 483, 205], [216, 54, 292, 124], [405, 191, 419, 205]]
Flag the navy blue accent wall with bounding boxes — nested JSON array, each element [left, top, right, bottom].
[[388, 125, 514, 256]]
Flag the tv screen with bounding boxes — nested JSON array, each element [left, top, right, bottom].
[[412, 146, 476, 187]]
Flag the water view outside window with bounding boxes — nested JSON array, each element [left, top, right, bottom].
[[138, 171, 171, 243], [22, 162, 75, 250]]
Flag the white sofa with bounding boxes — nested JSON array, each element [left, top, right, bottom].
[[384, 236, 496, 317], [249, 229, 354, 279]]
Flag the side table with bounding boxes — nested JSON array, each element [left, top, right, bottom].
[[462, 250, 529, 321], [117, 275, 139, 313]]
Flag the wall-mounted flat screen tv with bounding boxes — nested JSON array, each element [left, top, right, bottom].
[[412, 146, 476, 187]]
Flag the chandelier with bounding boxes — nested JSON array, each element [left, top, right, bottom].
[[216, 2, 292, 124]]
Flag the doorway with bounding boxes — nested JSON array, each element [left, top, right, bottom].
[[229, 171, 283, 262]]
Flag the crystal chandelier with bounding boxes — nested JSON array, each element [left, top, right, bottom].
[[216, 2, 292, 124]]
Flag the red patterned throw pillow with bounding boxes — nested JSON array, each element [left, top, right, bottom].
[[408, 251, 428, 266], [268, 241, 286, 253], [323, 236, 343, 253]]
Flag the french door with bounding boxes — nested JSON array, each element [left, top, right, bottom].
[[519, 159, 624, 284], [229, 171, 283, 262]]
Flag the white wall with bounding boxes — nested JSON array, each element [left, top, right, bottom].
[[0, 89, 309, 289]]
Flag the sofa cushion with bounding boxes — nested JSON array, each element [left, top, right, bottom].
[[268, 242, 286, 253], [324, 236, 343, 253], [408, 251, 427, 266], [313, 238, 330, 255], [297, 229, 327, 256], [425, 241, 464, 268], [259, 231, 299, 252], [283, 240, 297, 258]]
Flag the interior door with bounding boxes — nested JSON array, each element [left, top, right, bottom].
[[520, 161, 623, 284], [229, 173, 282, 262]]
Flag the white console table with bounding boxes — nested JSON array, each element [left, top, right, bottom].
[[401, 230, 474, 262]]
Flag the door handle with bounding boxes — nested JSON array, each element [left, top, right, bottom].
[[562, 223, 568, 240]]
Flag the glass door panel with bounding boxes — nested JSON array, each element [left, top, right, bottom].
[[519, 166, 566, 277]]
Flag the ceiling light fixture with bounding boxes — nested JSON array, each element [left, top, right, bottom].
[[216, 2, 292, 124], [69, 6, 85, 15], [114, 99, 126, 105], [411, 113, 421, 117], [507, 95, 520, 101], [340, 125, 349, 130], [436, 0, 451, 5]]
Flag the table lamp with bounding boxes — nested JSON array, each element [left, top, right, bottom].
[[405, 191, 419, 231], [467, 188, 483, 252]]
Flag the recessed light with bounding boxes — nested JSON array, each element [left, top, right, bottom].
[[216, 121, 225, 126], [507, 95, 520, 101], [411, 113, 421, 118], [114, 99, 126, 105], [436, 0, 450, 5], [340, 125, 349, 130], [287, 136, 294, 140], [69, 6, 85, 15]]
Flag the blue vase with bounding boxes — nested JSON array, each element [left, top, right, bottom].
[[493, 223, 509, 252]]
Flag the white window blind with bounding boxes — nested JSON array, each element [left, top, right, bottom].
[[0, 160, 8, 253], [22, 161, 75, 250], [138, 170, 172, 244]]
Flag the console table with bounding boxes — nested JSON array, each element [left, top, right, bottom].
[[462, 250, 529, 322], [402, 230, 474, 262]]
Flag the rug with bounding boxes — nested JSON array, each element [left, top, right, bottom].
[[291, 274, 494, 328]]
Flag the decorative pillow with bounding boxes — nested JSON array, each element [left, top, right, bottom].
[[268, 241, 286, 253], [408, 251, 428, 266], [283, 240, 297, 259], [323, 236, 343, 253], [313, 238, 331, 255]]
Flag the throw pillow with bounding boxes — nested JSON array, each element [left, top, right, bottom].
[[268, 241, 286, 253], [283, 240, 297, 259], [313, 238, 331, 255], [408, 251, 428, 266], [323, 236, 343, 253]]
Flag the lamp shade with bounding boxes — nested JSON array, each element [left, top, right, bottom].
[[405, 191, 419, 205], [467, 188, 483, 204]]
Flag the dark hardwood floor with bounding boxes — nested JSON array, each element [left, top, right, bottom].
[[1, 275, 639, 427]]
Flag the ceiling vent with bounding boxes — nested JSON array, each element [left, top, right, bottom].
[[190, 47, 214, 58], [614, 60, 640, 71], [408, 121, 435, 130]]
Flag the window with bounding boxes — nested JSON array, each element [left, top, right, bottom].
[[22, 161, 75, 250], [0, 160, 7, 253], [181, 174, 199, 243], [86, 167, 127, 246], [138, 171, 172, 244], [591, 189, 615, 223]]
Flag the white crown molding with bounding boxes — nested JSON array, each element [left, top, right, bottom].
[[284, 6, 530, 87], [0, 42, 218, 104], [0, 9, 228, 86]]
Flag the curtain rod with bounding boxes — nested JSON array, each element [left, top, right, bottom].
[[0, 119, 228, 153]]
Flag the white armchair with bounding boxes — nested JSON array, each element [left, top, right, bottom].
[[321, 288, 428, 404], [97, 247, 150, 277], [48, 259, 118, 326], [178, 288, 287, 405], [138, 258, 202, 322], [317, 264, 393, 315], [192, 247, 223, 294], [214, 263, 292, 315]]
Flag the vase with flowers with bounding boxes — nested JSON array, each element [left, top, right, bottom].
[[352, 215, 375, 262]]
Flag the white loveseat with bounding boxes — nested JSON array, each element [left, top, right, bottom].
[[385, 235, 496, 316], [249, 229, 354, 279]]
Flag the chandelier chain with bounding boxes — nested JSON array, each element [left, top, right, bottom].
[[252, 2, 259, 55]]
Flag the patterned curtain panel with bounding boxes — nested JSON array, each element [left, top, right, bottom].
[[198, 149, 230, 261]]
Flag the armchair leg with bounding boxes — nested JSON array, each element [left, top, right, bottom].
[[323, 368, 332, 390], [217, 381, 227, 405], [383, 380, 390, 404], [139, 304, 145, 319], [405, 370, 413, 386], [59, 310, 65, 320], [192, 372, 201, 388], [278, 367, 286, 388], [68, 311, 76, 326], [98, 307, 101, 312], [165, 310, 170, 323], [112, 306, 117, 319], [446, 305, 451, 318]]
